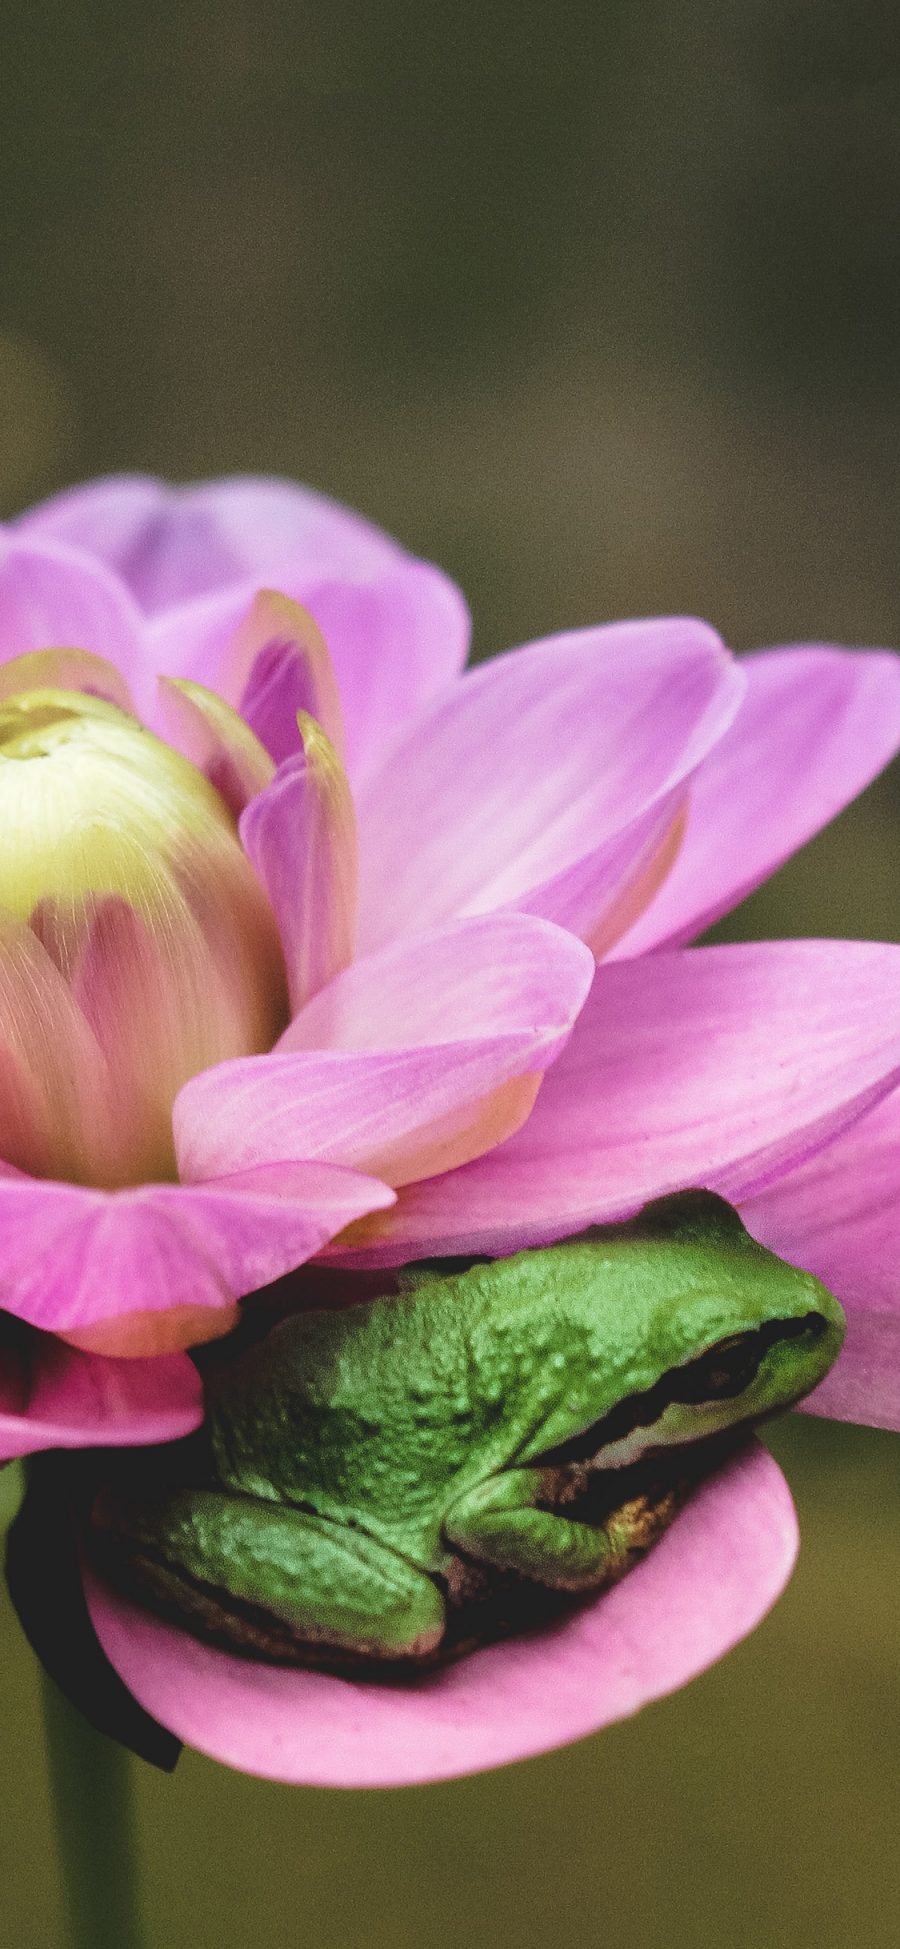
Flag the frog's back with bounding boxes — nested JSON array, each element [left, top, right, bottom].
[[205, 1275, 497, 1551], [206, 1248, 638, 1513]]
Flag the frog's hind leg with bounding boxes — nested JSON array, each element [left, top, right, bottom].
[[93, 1488, 446, 1665], [443, 1468, 680, 1592]]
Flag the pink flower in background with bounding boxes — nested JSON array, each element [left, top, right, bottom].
[[4, 472, 900, 1784]]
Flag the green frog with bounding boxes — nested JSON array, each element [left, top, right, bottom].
[[89, 1194, 843, 1670]]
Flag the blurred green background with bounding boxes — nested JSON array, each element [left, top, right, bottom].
[[3, 3, 900, 1944]]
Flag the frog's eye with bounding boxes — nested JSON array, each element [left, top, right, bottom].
[[673, 1333, 763, 1402], [672, 1313, 827, 1405], [539, 1311, 829, 1470]]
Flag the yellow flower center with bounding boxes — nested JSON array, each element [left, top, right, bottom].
[[0, 687, 288, 1187]]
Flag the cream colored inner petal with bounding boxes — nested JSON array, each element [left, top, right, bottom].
[[0, 648, 136, 715], [157, 675, 275, 815], [62, 1301, 241, 1359], [0, 909, 125, 1185], [287, 712, 357, 1011]]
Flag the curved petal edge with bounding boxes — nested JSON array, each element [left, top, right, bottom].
[[83, 1441, 796, 1787]]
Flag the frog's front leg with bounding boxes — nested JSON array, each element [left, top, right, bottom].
[[443, 1469, 676, 1592], [93, 1489, 446, 1664]]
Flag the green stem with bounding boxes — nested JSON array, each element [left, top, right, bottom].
[[0, 1456, 24, 1530], [41, 1670, 147, 1949]]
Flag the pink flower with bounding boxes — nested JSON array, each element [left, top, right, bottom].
[[4, 472, 900, 1784]]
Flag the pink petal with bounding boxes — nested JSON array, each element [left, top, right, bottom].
[[0, 1164, 395, 1356], [0, 533, 150, 709], [15, 474, 403, 612], [83, 1440, 795, 1786], [144, 584, 258, 695], [354, 619, 744, 951], [292, 566, 471, 786], [279, 913, 591, 1055], [147, 557, 471, 788], [174, 916, 594, 1188], [326, 940, 900, 1264], [509, 793, 689, 957], [616, 646, 900, 955], [220, 590, 346, 765], [14, 475, 171, 584], [742, 1088, 900, 1431], [0, 1336, 202, 1462], [239, 720, 357, 1014]]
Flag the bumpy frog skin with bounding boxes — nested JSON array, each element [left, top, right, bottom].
[[90, 1194, 844, 1671]]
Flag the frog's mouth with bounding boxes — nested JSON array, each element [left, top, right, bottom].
[[534, 1310, 828, 1471]]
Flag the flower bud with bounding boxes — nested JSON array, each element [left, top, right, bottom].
[[0, 686, 288, 1187]]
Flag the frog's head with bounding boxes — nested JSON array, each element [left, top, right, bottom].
[[528, 1192, 845, 1470]]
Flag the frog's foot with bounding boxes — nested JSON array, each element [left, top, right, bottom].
[[91, 1488, 446, 1665], [443, 1467, 681, 1593]]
